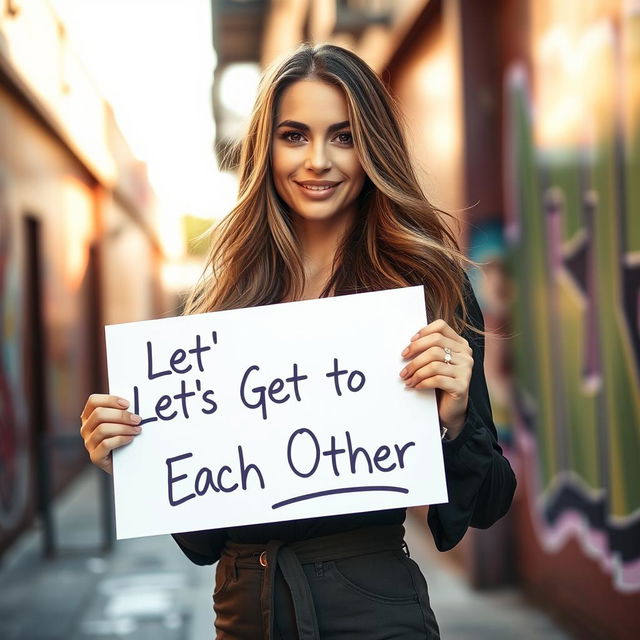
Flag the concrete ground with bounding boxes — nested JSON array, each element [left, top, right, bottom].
[[0, 468, 572, 639]]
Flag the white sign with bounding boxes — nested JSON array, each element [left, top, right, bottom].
[[105, 286, 448, 539]]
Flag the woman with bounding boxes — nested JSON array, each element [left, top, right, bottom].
[[80, 43, 516, 639]]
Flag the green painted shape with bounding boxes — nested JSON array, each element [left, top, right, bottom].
[[547, 159, 601, 489], [547, 151, 583, 240], [508, 84, 557, 488], [557, 285, 600, 488], [591, 131, 640, 516], [623, 17, 640, 253], [506, 70, 640, 516]]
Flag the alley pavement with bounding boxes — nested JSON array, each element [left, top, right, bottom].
[[0, 468, 571, 639]]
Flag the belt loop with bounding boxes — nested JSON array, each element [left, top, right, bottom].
[[314, 561, 323, 577]]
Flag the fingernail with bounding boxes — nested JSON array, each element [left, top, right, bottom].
[[117, 398, 130, 408], [401, 347, 409, 357], [133, 426, 142, 433], [410, 333, 420, 341], [130, 414, 141, 424], [399, 368, 407, 378]]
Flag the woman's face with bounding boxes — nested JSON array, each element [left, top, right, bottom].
[[271, 79, 367, 228]]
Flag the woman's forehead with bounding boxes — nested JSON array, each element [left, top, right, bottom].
[[276, 79, 349, 122]]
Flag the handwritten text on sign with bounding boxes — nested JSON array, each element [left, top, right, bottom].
[[105, 286, 448, 539]]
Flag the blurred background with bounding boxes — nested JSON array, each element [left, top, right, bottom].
[[0, 0, 638, 638]]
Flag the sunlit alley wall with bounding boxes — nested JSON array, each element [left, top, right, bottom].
[[0, 0, 164, 553]]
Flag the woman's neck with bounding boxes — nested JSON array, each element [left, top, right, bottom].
[[293, 215, 353, 300]]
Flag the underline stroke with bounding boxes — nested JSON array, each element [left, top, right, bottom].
[[271, 485, 409, 510]]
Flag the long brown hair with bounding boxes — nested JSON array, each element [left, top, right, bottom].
[[185, 43, 472, 331]]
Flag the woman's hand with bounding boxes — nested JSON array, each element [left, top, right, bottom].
[[399, 319, 473, 439], [80, 394, 142, 474]]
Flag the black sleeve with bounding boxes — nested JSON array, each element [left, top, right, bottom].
[[427, 277, 516, 551], [171, 529, 227, 566]]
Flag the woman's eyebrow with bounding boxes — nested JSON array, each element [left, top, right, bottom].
[[275, 119, 350, 133]]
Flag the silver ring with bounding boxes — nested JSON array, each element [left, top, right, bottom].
[[444, 347, 452, 365]]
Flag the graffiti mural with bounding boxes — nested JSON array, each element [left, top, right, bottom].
[[504, 4, 640, 593]]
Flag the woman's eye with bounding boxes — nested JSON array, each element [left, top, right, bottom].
[[336, 132, 353, 144], [282, 131, 304, 143]]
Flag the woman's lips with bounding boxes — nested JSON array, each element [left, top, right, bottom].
[[294, 182, 341, 200]]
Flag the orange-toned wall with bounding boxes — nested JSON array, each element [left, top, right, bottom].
[[387, 4, 466, 244], [0, 80, 163, 554]]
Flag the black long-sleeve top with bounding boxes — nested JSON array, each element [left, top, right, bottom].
[[171, 283, 517, 565]]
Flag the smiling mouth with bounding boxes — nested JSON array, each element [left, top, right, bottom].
[[296, 183, 340, 191], [300, 184, 338, 191]]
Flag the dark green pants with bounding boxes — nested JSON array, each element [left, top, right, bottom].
[[213, 525, 440, 639]]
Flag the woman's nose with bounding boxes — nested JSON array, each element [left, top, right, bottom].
[[304, 142, 332, 171]]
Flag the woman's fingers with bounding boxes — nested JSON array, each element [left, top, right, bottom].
[[411, 373, 469, 397], [90, 435, 137, 473], [410, 319, 470, 348], [403, 331, 471, 361], [401, 358, 470, 390], [83, 422, 142, 451], [402, 336, 461, 360], [80, 406, 141, 440], [80, 394, 141, 475], [400, 343, 470, 379], [405, 362, 471, 395], [400, 347, 473, 383], [399, 319, 473, 436], [80, 394, 130, 422]]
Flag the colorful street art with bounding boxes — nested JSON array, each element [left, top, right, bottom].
[[504, 5, 640, 593]]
